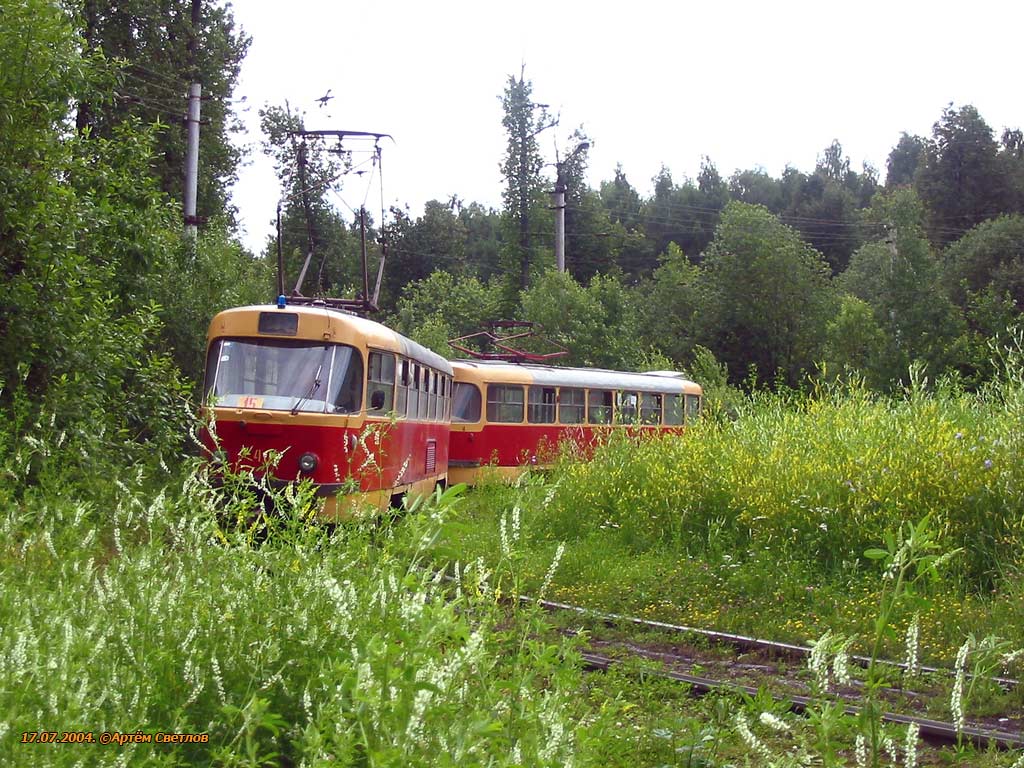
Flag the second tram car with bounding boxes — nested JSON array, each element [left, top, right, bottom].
[[447, 360, 702, 485], [202, 302, 453, 516]]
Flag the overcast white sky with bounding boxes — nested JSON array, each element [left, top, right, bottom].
[[227, 0, 1022, 255]]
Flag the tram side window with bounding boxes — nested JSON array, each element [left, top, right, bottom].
[[487, 384, 524, 423], [435, 373, 443, 420], [664, 394, 684, 425], [408, 364, 420, 419], [685, 394, 701, 423], [418, 366, 429, 420], [396, 359, 409, 417], [527, 386, 556, 423], [430, 371, 440, 420], [453, 382, 481, 423], [444, 376, 452, 420], [587, 390, 613, 424], [640, 392, 662, 425], [558, 388, 585, 424], [367, 351, 396, 413], [616, 391, 639, 423]]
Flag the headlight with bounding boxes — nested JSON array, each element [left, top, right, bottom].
[[298, 452, 318, 473]]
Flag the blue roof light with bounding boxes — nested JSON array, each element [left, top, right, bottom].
[[277, 294, 287, 309]]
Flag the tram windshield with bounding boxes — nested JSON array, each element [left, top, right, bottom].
[[204, 339, 363, 414]]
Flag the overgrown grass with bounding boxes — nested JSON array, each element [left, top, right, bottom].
[[537, 375, 1022, 588], [427, 362, 1024, 765], [0, 469, 588, 766], [438, 359, 1024, 667]]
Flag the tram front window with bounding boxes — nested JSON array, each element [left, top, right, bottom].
[[205, 339, 363, 414]]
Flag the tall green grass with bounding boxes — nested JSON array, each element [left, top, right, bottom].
[[536, 370, 1023, 588], [0, 470, 583, 766]]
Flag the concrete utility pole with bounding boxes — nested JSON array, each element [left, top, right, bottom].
[[184, 0, 201, 237], [184, 83, 202, 236], [551, 141, 589, 273], [552, 181, 566, 273]]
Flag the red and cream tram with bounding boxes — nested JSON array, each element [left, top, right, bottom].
[[447, 360, 702, 485], [202, 302, 453, 516]]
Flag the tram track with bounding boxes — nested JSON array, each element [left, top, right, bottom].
[[527, 595, 1021, 690], [517, 595, 1023, 751], [578, 650, 1023, 750], [432, 570, 1022, 748]]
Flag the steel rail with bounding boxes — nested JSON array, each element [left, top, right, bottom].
[[529, 596, 1020, 689], [580, 652, 1024, 751]]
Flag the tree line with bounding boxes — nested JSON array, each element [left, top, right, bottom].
[[358, 76, 1024, 394]]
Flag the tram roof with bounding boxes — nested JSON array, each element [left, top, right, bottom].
[[451, 359, 701, 395], [208, 304, 452, 374]]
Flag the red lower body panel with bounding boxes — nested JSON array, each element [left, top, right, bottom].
[[203, 415, 449, 494]]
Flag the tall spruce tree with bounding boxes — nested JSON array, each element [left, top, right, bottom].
[[500, 69, 555, 296]]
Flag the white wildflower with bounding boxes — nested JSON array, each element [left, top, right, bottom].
[[904, 722, 920, 768], [211, 655, 226, 705], [404, 688, 433, 746], [511, 505, 521, 544], [42, 530, 56, 558], [183, 662, 204, 707], [71, 502, 86, 526], [395, 455, 411, 482], [472, 557, 490, 596], [538, 542, 565, 600], [854, 734, 868, 768], [758, 712, 789, 731], [11, 630, 29, 674], [833, 636, 854, 686], [302, 687, 314, 723], [537, 693, 572, 762], [883, 735, 897, 763], [735, 713, 773, 762], [809, 630, 833, 689], [1001, 649, 1024, 668], [904, 613, 920, 678], [543, 482, 559, 507], [399, 590, 427, 623], [951, 638, 972, 732], [499, 510, 509, 556]]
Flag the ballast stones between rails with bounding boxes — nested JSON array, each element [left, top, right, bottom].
[[521, 596, 1023, 751], [529, 596, 1020, 690], [579, 652, 1022, 751]]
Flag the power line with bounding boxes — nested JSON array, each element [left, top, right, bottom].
[[114, 90, 186, 122], [122, 69, 187, 99]]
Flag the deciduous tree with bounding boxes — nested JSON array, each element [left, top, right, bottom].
[[695, 202, 835, 386], [839, 190, 964, 383], [915, 105, 1011, 245], [76, 0, 250, 222]]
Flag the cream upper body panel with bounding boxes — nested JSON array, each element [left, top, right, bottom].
[[208, 304, 452, 374]]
